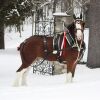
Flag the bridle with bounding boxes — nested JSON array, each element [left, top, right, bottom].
[[75, 28, 83, 32], [73, 19, 85, 65], [75, 20, 84, 31], [75, 19, 84, 39]]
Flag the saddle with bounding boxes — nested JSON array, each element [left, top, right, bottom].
[[43, 34, 61, 54]]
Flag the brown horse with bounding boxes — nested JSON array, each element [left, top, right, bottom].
[[13, 15, 85, 86]]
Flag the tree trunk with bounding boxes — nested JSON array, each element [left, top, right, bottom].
[[87, 0, 100, 68], [0, 21, 5, 49]]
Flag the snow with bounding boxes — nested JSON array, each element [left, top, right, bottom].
[[53, 12, 71, 17], [0, 23, 100, 100]]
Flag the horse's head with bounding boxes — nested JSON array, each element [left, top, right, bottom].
[[73, 14, 85, 41]]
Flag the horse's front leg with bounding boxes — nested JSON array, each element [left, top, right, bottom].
[[66, 71, 73, 83], [65, 62, 77, 83]]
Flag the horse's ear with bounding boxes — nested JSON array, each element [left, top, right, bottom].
[[73, 14, 76, 20], [80, 13, 82, 19]]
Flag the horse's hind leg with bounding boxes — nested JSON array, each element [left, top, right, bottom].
[[21, 67, 30, 86], [13, 64, 30, 86]]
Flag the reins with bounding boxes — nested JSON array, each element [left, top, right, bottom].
[[73, 38, 83, 68]]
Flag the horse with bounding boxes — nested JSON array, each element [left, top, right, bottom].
[[13, 14, 85, 86]]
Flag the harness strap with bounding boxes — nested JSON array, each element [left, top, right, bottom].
[[60, 32, 67, 56], [53, 34, 61, 54]]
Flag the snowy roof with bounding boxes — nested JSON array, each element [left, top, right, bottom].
[[53, 12, 71, 17]]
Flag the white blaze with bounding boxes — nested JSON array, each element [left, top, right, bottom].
[[75, 23, 83, 40]]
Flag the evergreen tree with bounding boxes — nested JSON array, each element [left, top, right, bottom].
[[0, 0, 33, 49], [0, 0, 50, 49]]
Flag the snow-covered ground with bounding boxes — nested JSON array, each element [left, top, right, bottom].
[[0, 49, 100, 100], [0, 24, 100, 100]]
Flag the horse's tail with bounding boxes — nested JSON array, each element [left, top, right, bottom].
[[17, 42, 25, 51], [17, 40, 31, 73], [17, 41, 28, 65], [18, 41, 26, 55]]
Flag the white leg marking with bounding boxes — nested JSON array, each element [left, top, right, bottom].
[[66, 72, 73, 83], [22, 67, 30, 86], [13, 72, 22, 86], [13, 68, 29, 86]]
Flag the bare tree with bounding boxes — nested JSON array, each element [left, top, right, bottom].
[[65, 0, 90, 17]]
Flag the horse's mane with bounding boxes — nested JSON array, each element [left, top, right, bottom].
[[67, 22, 76, 39]]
